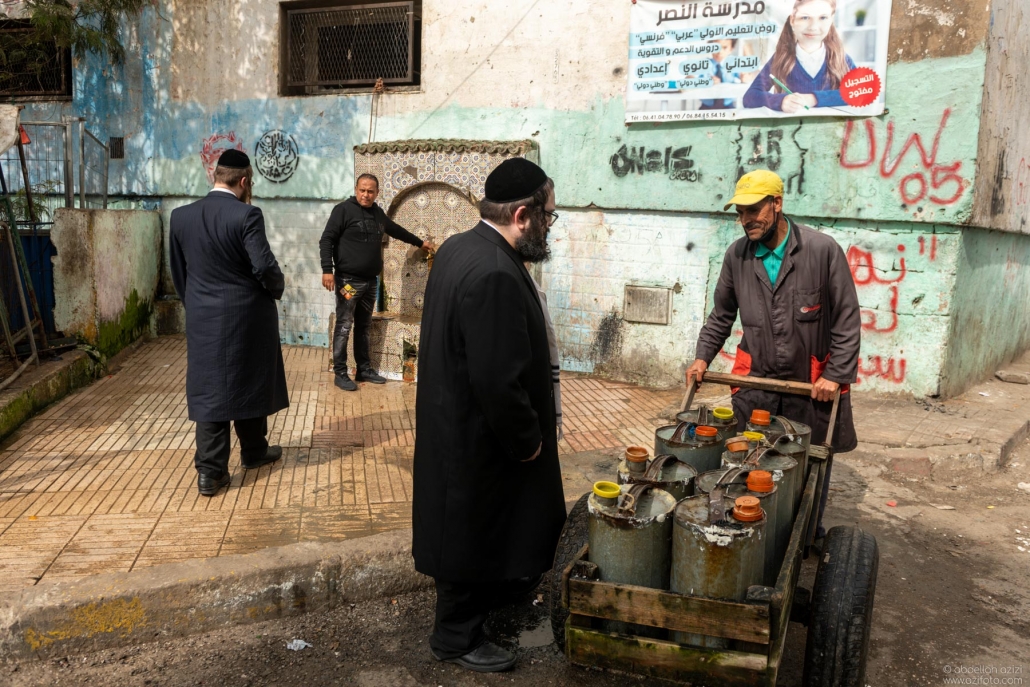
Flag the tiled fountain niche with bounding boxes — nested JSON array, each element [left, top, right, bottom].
[[350, 139, 538, 380]]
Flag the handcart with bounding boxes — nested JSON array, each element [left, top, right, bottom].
[[550, 372, 879, 687]]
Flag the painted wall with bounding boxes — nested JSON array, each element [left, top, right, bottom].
[[52, 209, 162, 357], [941, 228, 1030, 397], [20, 0, 1030, 396]]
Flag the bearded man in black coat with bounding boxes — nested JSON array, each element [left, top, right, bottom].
[[169, 150, 288, 497], [413, 158, 567, 673]]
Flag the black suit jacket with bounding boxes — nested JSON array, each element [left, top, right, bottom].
[[169, 191, 289, 422], [413, 222, 566, 581]]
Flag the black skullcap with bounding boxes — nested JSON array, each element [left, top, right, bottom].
[[217, 149, 250, 169], [484, 158, 548, 203]]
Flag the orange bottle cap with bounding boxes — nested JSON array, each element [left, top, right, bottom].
[[746, 470, 775, 493], [749, 409, 771, 426], [725, 438, 750, 453], [625, 446, 649, 463], [733, 496, 764, 522], [695, 425, 718, 438]]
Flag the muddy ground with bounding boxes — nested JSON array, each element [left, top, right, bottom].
[[7, 441, 1030, 687]]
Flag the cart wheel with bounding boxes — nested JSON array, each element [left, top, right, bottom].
[[549, 492, 590, 651], [803, 526, 879, 687]]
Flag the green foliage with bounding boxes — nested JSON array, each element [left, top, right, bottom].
[[21, 0, 150, 64], [0, 0, 149, 89]]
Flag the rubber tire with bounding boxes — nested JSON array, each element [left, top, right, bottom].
[[549, 492, 591, 651], [803, 525, 879, 687]]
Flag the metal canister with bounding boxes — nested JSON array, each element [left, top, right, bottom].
[[616, 445, 650, 485], [623, 454, 697, 502], [588, 481, 677, 637], [654, 423, 724, 473], [696, 467, 747, 496], [727, 471, 788, 587], [676, 405, 737, 438], [721, 447, 801, 519], [671, 494, 766, 648]]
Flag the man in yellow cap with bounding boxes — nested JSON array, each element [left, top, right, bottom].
[[685, 170, 861, 532]]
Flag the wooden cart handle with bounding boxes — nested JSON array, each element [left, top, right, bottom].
[[678, 371, 841, 446]]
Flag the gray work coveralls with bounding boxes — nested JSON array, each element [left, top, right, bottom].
[[694, 219, 861, 453]]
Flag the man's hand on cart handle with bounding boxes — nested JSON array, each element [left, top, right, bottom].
[[686, 359, 708, 388], [811, 376, 839, 403]]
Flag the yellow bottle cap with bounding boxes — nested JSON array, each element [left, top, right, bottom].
[[593, 481, 621, 500], [713, 407, 735, 421], [743, 431, 765, 442]]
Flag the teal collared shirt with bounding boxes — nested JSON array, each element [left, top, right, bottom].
[[755, 222, 791, 285]]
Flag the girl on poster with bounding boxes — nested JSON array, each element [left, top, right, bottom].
[[743, 0, 856, 113]]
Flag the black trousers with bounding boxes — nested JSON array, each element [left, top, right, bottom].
[[430, 576, 540, 659], [332, 274, 377, 375], [194, 417, 269, 479]]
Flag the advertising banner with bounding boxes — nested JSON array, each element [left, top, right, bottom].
[[626, 0, 891, 122]]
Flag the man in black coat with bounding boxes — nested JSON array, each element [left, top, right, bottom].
[[413, 158, 567, 673], [318, 174, 435, 391], [169, 150, 288, 497]]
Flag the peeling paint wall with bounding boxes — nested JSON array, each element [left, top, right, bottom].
[[20, 0, 1030, 396], [52, 210, 162, 357]]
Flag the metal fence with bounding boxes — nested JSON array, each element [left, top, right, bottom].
[[285, 2, 415, 90], [0, 117, 109, 217]]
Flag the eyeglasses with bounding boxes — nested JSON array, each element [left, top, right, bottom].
[[543, 209, 559, 226]]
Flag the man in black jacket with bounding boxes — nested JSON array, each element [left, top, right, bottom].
[[319, 174, 436, 391], [169, 150, 287, 496], [413, 158, 566, 673]]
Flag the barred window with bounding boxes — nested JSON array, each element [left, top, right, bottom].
[[281, 1, 421, 95], [0, 20, 73, 101]]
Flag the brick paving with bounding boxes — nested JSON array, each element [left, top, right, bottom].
[[0, 336, 682, 592]]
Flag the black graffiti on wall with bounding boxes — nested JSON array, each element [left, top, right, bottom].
[[255, 130, 300, 183], [610, 145, 701, 182], [735, 126, 807, 194]]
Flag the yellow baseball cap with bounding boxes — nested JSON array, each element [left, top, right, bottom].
[[724, 170, 784, 210]]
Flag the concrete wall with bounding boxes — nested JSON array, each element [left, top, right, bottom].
[[52, 210, 162, 357], [971, 0, 1030, 234], [22, 0, 1030, 397]]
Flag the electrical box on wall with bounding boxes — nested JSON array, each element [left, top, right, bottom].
[[623, 285, 672, 325]]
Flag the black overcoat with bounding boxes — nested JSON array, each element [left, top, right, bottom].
[[413, 222, 567, 582], [169, 191, 289, 423]]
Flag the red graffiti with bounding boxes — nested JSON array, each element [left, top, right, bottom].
[[200, 132, 245, 184], [847, 245, 906, 286], [859, 286, 899, 334], [718, 329, 744, 363], [840, 109, 967, 206], [917, 235, 938, 260], [856, 356, 906, 385]]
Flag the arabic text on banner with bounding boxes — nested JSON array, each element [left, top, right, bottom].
[[625, 0, 892, 123]]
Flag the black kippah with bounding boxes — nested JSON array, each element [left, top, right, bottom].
[[217, 149, 251, 169], [484, 158, 548, 203]]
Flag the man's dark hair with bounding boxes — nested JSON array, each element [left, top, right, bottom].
[[479, 178, 554, 225], [214, 165, 251, 187], [355, 173, 380, 188]]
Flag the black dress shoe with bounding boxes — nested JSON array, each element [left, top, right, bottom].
[[242, 446, 282, 470], [334, 374, 358, 391], [354, 367, 386, 384], [431, 641, 516, 673], [197, 473, 230, 496]]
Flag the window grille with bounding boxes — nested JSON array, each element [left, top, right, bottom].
[[0, 22, 73, 100], [284, 2, 417, 93]]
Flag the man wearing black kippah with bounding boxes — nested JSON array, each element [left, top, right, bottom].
[[169, 149, 288, 497], [412, 158, 567, 673]]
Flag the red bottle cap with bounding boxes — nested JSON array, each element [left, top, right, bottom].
[[625, 446, 649, 463], [746, 470, 775, 493], [733, 496, 764, 522], [695, 425, 718, 438]]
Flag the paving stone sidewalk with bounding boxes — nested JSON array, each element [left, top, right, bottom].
[[0, 336, 680, 593], [2, 336, 1028, 594]]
